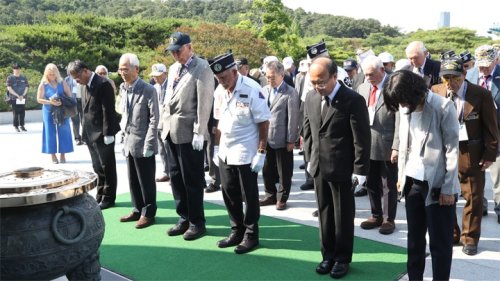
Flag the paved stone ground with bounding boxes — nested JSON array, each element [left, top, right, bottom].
[[1, 122, 499, 281]]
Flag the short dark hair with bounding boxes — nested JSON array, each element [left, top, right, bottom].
[[326, 59, 338, 76], [383, 70, 428, 113], [67, 60, 90, 75]]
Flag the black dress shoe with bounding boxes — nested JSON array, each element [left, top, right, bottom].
[[299, 163, 306, 169], [259, 196, 277, 206], [234, 238, 259, 254], [354, 188, 368, 197], [315, 259, 334, 274], [205, 183, 220, 193], [76, 140, 84, 145], [312, 210, 318, 217], [183, 225, 207, 240], [20, 126, 27, 131], [498, 214, 500, 224], [483, 209, 488, 216], [99, 201, 115, 210], [300, 181, 314, 190], [462, 245, 478, 256], [298, 150, 304, 155], [330, 262, 349, 278], [217, 232, 244, 248], [167, 222, 189, 236]]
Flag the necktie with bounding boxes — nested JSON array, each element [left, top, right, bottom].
[[368, 85, 377, 107], [481, 75, 491, 89], [173, 64, 187, 89], [321, 96, 329, 122]]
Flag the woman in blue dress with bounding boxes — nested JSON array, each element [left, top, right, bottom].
[[37, 63, 74, 164]]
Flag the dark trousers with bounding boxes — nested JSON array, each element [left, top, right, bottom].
[[455, 168, 485, 246], [219, 160, 260, 239], [314, 174, 355, 263], [126, 154, 157, 218], [207, 130, 220, 187], [405, 177, 454, 281], [71, 98, 82, 140], [367, 160, 398, 221], [12, 104, 25, 127], [88, 140, 118, 204], [262, 145, 293, 202], [157, 131, 170, 177], [166, 135, 206, 226]]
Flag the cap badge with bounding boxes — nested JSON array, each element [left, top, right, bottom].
[[311, 48, 318, 55], [214, 64, 222, 72]]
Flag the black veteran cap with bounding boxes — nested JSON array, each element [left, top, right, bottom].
[[12, 63, 20, 69], [343, 59, 358, 71], [209, 53, 236, 74], [460, 51, 473, 63], [440, 57, 464, 77], [306, 41, 327, 59], [166, 32, 191, 52], [440, 50, 455, 61], [236, 57, 249, 66]]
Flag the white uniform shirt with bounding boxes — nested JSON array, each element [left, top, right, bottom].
[[214, 74, 271, 165]]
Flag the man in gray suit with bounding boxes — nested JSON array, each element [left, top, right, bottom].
[[259, 61, 300, 210], [161, 32, 214, 240], [357, 55, 399, 235], [151, 63, 170, 183], [117, 53, 159, 229]]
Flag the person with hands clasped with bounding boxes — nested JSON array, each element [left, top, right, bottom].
[[210, 53, 271, 254], [383, 70, 459, 280]]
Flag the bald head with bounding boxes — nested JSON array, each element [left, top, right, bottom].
[[309, 57, 338, 96]]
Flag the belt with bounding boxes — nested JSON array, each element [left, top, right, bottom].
[[459, 139, 482, 145]]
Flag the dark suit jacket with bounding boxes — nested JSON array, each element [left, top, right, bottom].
[[432, 81, 499, 172], [82, 74, 120, 143], [490, 66, 500, 150], [403, 58, 441, 88], [303, 81, 371, 182]]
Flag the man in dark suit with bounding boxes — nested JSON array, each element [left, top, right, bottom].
[[118, 53, 159, 229], [259, 61, 300, 210], [431, 55, 498, 255], [358, 55, 399, 235], [402, 41, 441, 88], [160, 32, 214, 240], [473, 45, 500, 224], [303, 57, 371, 278], [68, 60, 120, 210]]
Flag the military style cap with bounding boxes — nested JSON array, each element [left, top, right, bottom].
[[209, 53, 236, 74], [166, 32, 191, 52], [441, 50, 455, 61], [306, 41, 327, 59], [459, 51, 474, 63], [12, 63, 20, 69], [150, 63, 167, 76], [439, 57, 464, 77], [236, 57, 249, 66], [475, 45, 497, 67], [343, 59, 358, 71]]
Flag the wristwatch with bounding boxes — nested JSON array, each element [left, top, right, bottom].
[[257, 148, 266, 154]]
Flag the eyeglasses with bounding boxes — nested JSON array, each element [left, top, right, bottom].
[[311, 80, 329, 90], [97, 72, 107, 76], [118, 68, 129, 74], [441, 76, 462, 83]]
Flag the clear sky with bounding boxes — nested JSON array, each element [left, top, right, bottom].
[[282, 0, 499, 38]]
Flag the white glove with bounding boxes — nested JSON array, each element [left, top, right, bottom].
[[212, 145, 220, 167], [192, 133, 204, 151], [143, 149, 154, 158], [251, 152, 266, 173], [352, 174, 366, 187], [103, 136, 115, 145]]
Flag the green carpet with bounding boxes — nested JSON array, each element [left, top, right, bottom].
[[100, 193, 406, 280]]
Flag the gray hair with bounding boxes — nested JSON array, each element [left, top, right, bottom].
[[265, 61, 285, 75], [67, 60, 90, 75], [95, 65, 108, 75], [405, 41, 427, 56], [120, 53, 140, 68], [361, 55, 384, 72]]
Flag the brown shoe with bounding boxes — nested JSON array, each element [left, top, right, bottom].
[[136, 216, 155, 229], [155, 175, 170, 182], [259, 196, 277, 206], [360, 216, 383, 230], [379, 220, 395, 235], [120, 212, 141, 222], [276, 201, 287, 210]]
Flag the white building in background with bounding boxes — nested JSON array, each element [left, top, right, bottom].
[[439, 11, 450, 28]]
